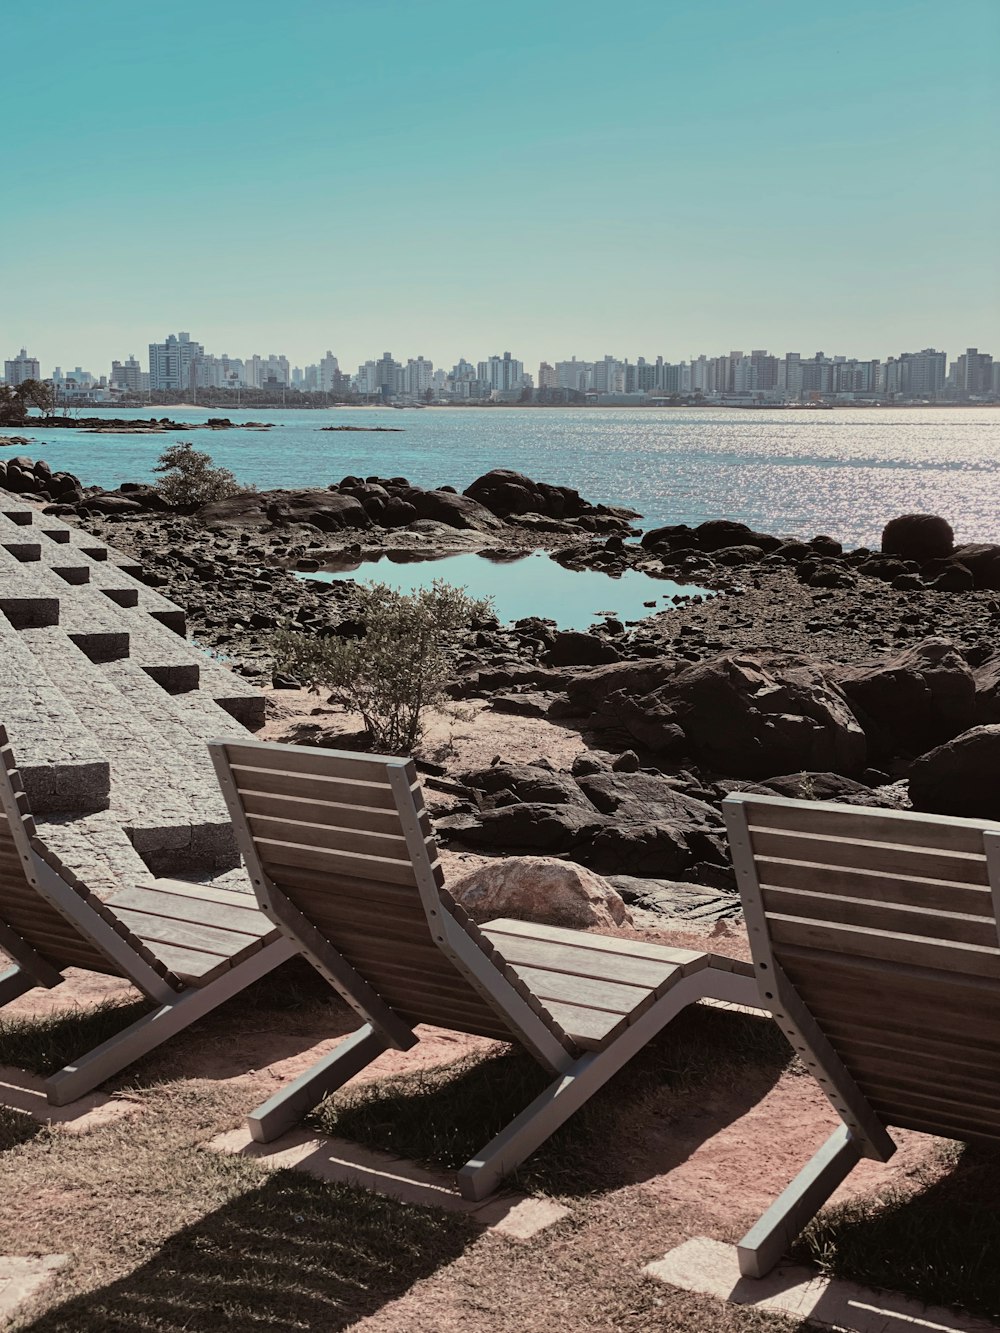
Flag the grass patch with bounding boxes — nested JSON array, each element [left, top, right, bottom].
[[0, 1106, 43, 1151], [793, 1139, 1000, 1322], [312, 1004, 790, 1195], [22, 1169, 477, 1332], [0, 998, 150, 1076]]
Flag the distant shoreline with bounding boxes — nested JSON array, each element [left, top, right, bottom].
[[42, 400, 999, 415]]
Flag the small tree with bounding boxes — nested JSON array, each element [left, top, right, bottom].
[[273, 580, 493, 753], [0, 379, 54, 426], [153, 442, 246, 506]]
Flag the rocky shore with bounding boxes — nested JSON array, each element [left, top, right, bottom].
[[5, 453, 999, 924]]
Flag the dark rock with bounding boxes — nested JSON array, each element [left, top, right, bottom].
[[881, 513, 954, 562], [928, 564, 974, 592], [838, 639, 976, 757], [759, 771, 900, 807], [397, 486, 503, 532], [973, 655, 1000, 724], [544, 631, 621, 668], [950, 544, 1000, 591], [489, 693, 551, 718], [462, 762, 592, 808], [909, 725, 1000, 819], [436, 803, 607, 854], [574, 770, 721, 827], [608, 876, 742, 923], [581, 651, 866, 779], [611, 749, 641, 773]]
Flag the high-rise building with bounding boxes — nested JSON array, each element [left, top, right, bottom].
[[538, 362, 557, 390], [477, 352, 524, 395], [148, 332, 204, 392], [555, 358, 593, 392], [404, 357, 434, 397], [4, 348, 40, 385], [110, 356, 149, 393], [319, 351, 340, 392], [954, 347, 994, 398]]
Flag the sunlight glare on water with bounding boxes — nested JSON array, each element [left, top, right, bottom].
[[19, 406, 1000, 549]]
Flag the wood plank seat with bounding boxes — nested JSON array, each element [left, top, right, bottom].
[[721, 791, 1000, 1279], [0, 727, 297, 1104], [210, 737, 761, 1200]]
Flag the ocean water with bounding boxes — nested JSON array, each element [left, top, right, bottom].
[[12, 406, 999, 549], [296, 551, 710, 630]]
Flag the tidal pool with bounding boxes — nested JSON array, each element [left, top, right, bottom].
[[296, 550, 710, 631]]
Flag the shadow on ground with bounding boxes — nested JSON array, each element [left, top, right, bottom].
[[20, 1169, 478, 1333], [316, 1003, 791, 1197]]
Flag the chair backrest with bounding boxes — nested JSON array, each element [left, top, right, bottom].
[[0, 726, 174, 984], [724, 792, 1000, 1146], [211, 739, 567, 1045]]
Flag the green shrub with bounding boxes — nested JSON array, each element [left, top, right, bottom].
[[272, 579, 492, 753], [153, 442, 248, 506]]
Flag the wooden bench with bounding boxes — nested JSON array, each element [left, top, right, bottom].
[[210, 737, 759, 1200], [723, 791, 1000, 1277], [0, 726, 297, 1104]]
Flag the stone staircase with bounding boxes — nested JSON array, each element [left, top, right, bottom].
[[0, 491, 267, 880]]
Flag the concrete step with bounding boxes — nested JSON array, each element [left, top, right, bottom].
[[34, 809, 154, 904], [0, 619, 111, 814], [18, 630, 236, 876]]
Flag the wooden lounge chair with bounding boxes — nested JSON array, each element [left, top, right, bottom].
[[723, 791, 1000, 1278], [209, 737, 761, 1200], [0, 726, 298, 1104]]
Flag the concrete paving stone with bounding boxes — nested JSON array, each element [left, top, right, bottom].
[[643, 1236, 1000, 1333], [0, 1064, 139, 1130], [209, 1126, 571, 1239], [0, 1254, 71, 1321]]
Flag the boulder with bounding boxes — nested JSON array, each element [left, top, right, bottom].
[[399, 486, 504, 532], [579, 652, 866, 778], [759, 771, 900, 807], [436, 802, 607, 855], [908, 725, 1000, 819], [837, 639, 976, 757], [573, 769, 720, 827], [950, 544, 1000, 591], [881, 513, 954, 562], [448, 856, 631, 929], [544, 630, 621, 667], [973, 656, 1000, 724], [462, 762, 592, 808]]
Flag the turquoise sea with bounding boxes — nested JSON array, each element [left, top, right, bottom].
[[13, 406, 999, 550]]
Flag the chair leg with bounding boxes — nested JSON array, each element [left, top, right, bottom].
[[44, 937, 297, 1106], [457, 1049, 622, 1201], [0, 965, 37, 1006], [247, 1023, 391, 1144], [737, 1124, 863, 1278]]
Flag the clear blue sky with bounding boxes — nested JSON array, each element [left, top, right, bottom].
[[3, 0, 998, 374]]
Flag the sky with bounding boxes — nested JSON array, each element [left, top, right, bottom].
[[2, 0, 998, 375]]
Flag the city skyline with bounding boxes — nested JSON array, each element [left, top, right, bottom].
[[2, 0, 997, 372], [6, 333, 997, 405]]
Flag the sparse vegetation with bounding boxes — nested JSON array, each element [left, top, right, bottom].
[[152, 441, 249, 506], [272, 579, 493, 753], [0, 378, 54, 425]]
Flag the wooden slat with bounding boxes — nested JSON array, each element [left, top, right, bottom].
[[239, 789, 406, 837], [111, 907, 261, 960], [231, 763, 397, 811], [748, 827, 989, 886], [145, 878, 260, 908], [822, 1023, 1000, 1066], [106, 884, 274, 938], [257, 860, 421, 905], [147, 940, 235, 986], [876, 1109, 1000, 1144], [761, 885, 998, 948], [256, 837, 421, 887], [744, 799, 991, 855], [224, 742, 403, 785], [484, 931, 683, 993], [501, 963, 653, 1019], [481, 919, 708, 972], [867, 1087, 1000, 1135], [544, 1000, 628, 1050], [757, 856, 993, 917], [849, 1057, 1000, 1108], [274, 884, 430, 935], [770, 914, 1000, 977], [247, 813, 413, 863]]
